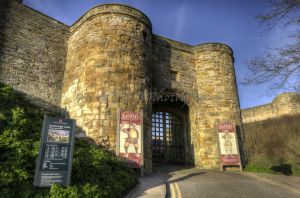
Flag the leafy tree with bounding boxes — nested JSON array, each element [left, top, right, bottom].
[[244, 0, 300, 94]]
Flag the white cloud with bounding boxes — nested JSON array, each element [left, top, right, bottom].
[[173, 4, 186, 39]]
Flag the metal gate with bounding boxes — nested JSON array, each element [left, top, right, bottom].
[[152, 111, 184, 163]]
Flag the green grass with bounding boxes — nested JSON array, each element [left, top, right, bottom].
[[244, 165, 276, 174], [243, 113, 300, 176]]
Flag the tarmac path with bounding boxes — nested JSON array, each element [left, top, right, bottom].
[[125, 165, 300, 198]]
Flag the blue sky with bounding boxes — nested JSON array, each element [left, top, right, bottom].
[[23, 0, 290, 109]]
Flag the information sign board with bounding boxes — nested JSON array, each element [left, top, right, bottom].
[[34, 116, 76, 187]]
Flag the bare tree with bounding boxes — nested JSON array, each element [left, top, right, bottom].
[[244, 0, 300, 95]]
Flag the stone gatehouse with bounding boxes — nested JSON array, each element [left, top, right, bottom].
[[0, 1, 244, 173]]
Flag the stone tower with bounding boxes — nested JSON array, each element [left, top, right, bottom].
[[61, 5, 153, 171], [193, 44, 243, 168]]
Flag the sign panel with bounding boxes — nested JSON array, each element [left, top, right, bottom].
[[217, 123, 241, 166], [117, 111, 143, 168], [34, 116, 76, 187]]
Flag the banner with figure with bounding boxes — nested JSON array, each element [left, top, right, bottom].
[[217, 123, 241, 168], [116, 110, 143, 168]]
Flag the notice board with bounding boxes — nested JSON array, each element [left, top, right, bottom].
[[34, 116, 76, 187]]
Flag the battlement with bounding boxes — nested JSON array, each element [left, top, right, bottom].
[[241, 92, 300, 123]]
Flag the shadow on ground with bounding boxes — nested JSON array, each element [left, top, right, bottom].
[[124, 164, 300, 198], [124, 164, 205, 198]]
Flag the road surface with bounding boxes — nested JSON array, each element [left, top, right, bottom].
[[125, 165, 300, 198]]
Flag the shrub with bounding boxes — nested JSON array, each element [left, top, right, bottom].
[[270, 164, 292, 175], [0, 83, 137, 197]]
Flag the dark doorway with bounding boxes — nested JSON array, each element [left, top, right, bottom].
[[151, 94, 192, 165], [152, 111, 184, 163]]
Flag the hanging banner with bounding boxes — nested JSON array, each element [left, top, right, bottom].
[[217, 123, 241, 167], [34, 116, 76, 187], [117, 110, 143, 168]]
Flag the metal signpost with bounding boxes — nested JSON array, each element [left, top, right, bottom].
[[34, 115, 76, 187]]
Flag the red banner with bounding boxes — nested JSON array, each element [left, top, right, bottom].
[[118, 111, 143, 168], [221, 154, 240, 165], [218, 123, 235, 132]]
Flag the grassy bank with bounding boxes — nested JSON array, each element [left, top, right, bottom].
[[0, 82, 137, 197], [243, 114, 300, 176]]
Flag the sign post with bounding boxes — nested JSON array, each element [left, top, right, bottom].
[[217, 122, 242, 171], [34, 115, 76, 187], [116, 110, 144, 175]]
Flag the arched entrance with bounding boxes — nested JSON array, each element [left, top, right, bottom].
[[152, 111, 184, 163], [151, 98, 191, 165]]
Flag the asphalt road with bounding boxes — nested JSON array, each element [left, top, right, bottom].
[[163, 166, 300, 198]]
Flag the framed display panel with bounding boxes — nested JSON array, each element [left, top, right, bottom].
[[217, 122, 242, 171], [116, 110, 144, 169], [34, 116, 76, 187]]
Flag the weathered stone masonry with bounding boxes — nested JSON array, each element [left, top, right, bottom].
[[62, 5, 153, 171], [0, 0, 68, 109], [0, 1, 244, 173]]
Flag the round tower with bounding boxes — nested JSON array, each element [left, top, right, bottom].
[[192, 43, 243, 168], [61, 4, 153, 172]]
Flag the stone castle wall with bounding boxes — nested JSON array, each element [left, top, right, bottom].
[[151, 35, 196, 93], [151, 38, 244, 168], [193, 44, 243, 168], [151, 36, 198, 165], [0, 2, 244, 172], [242, 92, 300, 123], [61, 4, 153, 172], [0, 0, 68, 110]]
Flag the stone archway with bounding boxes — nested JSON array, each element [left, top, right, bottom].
[[151, 98, 193, 165], [152, 111, 184, 163]]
